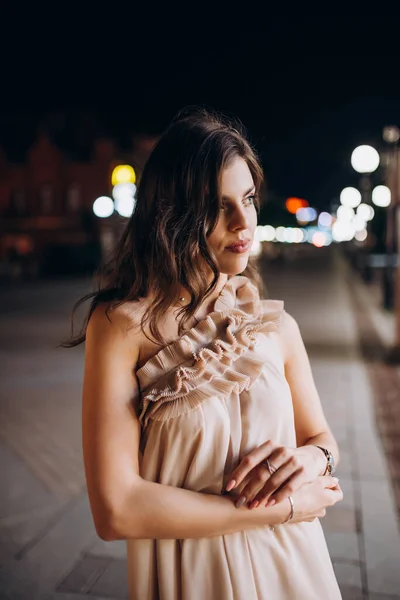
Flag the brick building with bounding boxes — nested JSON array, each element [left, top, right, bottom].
[[0, 132, 159, 279]]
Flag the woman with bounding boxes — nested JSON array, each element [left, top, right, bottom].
[[65, 107, 343, 599]]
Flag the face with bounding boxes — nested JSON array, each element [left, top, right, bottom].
[[207, 156, 257, 276]]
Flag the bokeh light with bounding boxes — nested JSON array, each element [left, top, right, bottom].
[[350, 145, 380, 173], [352, 215, 367, 232], [357, 203, 375, 221], [115, 196, 136, 218], [337, 205, 355, 222], [312, 232, 326, 247], [340, 187, 361, 208], [318, 212, 333, 228], [372, 185, 391, 207], [296, 207, 317, 223], [111, 165, 136, 186], [355, 229, 368, 242], [112, 182, 137, 202], [93, 196, 114, 218], [286, 197, 308, 214], [250, 239, 262, 257], [332, 220, 355, 242], [275, 226, 286, 242]]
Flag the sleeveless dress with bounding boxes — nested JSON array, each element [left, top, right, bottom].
[[127, 275, 341, 599]]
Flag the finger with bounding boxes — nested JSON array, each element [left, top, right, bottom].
[[226, 440, 275, 491], [257, 457, 303, 506], [321, 476, 340, 489], [236, 464, 272, 507], [324, 486, 343, 505], [267, 470, 307, 505], [266, 446, 294, 473]]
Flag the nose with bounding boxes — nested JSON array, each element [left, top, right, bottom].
[[229, 205, 250, 232]]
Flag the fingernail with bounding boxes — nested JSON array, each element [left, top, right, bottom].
[[226, 480, 236, 492], [236, 496, 246, 508], [266, 499, 276, 507], [249, 500, 259, 509]]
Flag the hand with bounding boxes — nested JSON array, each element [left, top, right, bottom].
[[289, 476, 343, 524], [226, 441, 325, 509]]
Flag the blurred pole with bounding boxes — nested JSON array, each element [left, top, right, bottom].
[[383, 148, 396, 309], [386, 140, 400, 362], [360, 174, 373, 283]]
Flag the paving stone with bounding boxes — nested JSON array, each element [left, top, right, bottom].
[[333, 561, 363, 589], [323, 505, 359, 534], [89, 559, 129, 599], [57, 555, 111, 594], [52, 593, 115, 600], [368, 594, 400, 600], [88, 539, 127, 560], [324, 531, 361, 563], [0, 493, 97, 600], [339, 585, 364, 600]]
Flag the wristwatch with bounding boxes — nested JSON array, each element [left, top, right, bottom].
[[315, 446, 335, 476]]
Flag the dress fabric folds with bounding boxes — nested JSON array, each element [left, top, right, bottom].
[[127, 275, 341, 600]]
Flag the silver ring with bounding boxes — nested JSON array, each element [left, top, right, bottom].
[[264, 458, 277, 475]]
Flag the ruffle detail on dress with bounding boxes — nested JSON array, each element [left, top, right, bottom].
[[137, 277, 284, 427]]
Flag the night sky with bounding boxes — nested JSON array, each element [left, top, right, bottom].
[[1, 16, 399, 212]]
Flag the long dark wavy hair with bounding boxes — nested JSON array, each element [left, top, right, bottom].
[[62, 107, 264, 348]]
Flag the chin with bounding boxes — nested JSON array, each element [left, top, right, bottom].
[[217, 256, 250, 276]]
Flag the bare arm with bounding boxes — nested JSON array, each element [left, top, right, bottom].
[[201, 311, 344, 510], [280, 311, 339, 471], [82, 304, 291, 541]]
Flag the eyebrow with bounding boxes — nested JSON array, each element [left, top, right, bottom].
[[221, 186, 256, 201]]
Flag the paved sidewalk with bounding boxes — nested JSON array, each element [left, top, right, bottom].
[[262, 249, 400, 600], [0, 248, 399, 599]]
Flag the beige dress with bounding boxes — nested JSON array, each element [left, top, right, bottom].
[[127, 275, 341, 600]]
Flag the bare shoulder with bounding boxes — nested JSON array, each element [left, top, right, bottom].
[[87, 298, 149, 357], [280, 310, 301, 337], [277, 310, 304, 364]]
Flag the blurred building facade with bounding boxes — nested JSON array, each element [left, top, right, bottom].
[[0, 132, 159, 280]]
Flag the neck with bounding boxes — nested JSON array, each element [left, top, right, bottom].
[[177, 273, 229, 306]]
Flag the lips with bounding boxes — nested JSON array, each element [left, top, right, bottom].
[[225, 239, 251, 253]]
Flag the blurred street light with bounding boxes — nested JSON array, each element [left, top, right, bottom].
[[318, 212, 333, 228], [340, 187, 362, 208], [355, 229, 368, 242], [286, 197, 308, 214], [332, 220, 355, 242], [111, 164, 136, 186], [351, 145, 380, 174], [352, 215, 368, 232], [112, 182, 136, 202], [372, 185, 391, 207], [115, 196, 135, 218], [93, 196, 114, 218], [383, 126, 400, 144], [350, 145, 379, 285], [356, 203, 375, 221], [296, 207, 317, 223], [337, 205, 355, 222]]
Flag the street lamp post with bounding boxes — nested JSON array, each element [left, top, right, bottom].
[[382, 126, 400, 362], [350, 145, 380, 282]]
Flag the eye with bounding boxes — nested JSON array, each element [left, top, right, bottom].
[[244, 194, 257, 205]]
